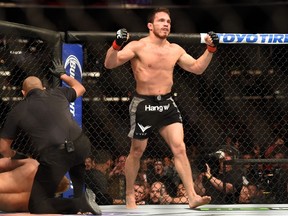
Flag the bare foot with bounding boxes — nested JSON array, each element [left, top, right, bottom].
[[189, 195, 211, 209], [126, 194, 137, 209]]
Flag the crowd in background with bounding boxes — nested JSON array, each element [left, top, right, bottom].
[[84, 135, 288, 205]]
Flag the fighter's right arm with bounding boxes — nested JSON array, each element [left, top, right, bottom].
[[104, 29, 136, 69]]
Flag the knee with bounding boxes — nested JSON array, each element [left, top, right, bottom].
[[129, 145, 145, 158], [171, 142, 186, 157], [130, 149, 144, 159]]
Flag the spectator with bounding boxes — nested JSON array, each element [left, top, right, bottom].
[[162, 183, 189, 204], [239, 183, 264, 204], [108, 155, 127, 201], [148, 181, 169, 204], [85, 156, 95, 170], [264, 136, 285, 159], [198, 152, 243, 204], [85, 149, 123, 205], [269, 152, 288, 203], [241, 153, 261, 186], [147, 158, 177, 197], [109, 155, 126, 177], [134, 181, 148, 205], [136, 159, 149, 185]]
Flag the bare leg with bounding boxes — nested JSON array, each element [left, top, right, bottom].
[[125, 139, 147, 209], [160, 123, 211, 208]]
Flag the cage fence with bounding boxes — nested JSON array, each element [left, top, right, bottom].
[[0, 21, 288, 204]]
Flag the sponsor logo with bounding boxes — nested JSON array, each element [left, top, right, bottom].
[[201, 33, 288, 44], [69, 102, 75, 117], [144, 104, 170, 112], [64, 55, 83, 78], [64, 55, 82, 117]]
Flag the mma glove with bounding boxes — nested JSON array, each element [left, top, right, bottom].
[[11, 151, 28, 160], [112, 28, 129, 50], [49, 59, 66, 78], [207, 31, 219, 53]]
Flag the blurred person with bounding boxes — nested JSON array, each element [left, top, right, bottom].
[[85, 149, 124, 205], [264, 136, 287, 173], [0, 60, 101, 214], [162, 182, 189, 204], [264, 136, 285, 159], [0, 157, 70, 212], [239, 183, 264, 204], [85, 156, 95, 170], [163, 156, 181, 189], [148, 181, 169, 204], [109, 155, 126, 177], [108, 155, 127, 201], [199, 153, 243, 204], [175, 183, 189, 203], [136, 159, 149, 185], [252, 144, 263, 159], [134, 181, 148, 205], [163, 156, 173, 170], [104, 7, 218, 209], [241, 153, 261, 186], [147, 158, 177, 197], [268, 152, 288, 203]]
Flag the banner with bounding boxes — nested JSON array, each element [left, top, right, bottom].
[[62, 43, 83, 198], [62, 43, 83, 128], [200, 33, 288, 44]]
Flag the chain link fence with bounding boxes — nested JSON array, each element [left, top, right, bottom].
[[1, 21, 288, 204]]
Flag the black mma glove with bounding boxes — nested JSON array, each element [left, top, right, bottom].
[[11, 151, 28, 160], [112, 28, 129, 50], [49, 59, 66, 78], [207, 31, 219, 53]]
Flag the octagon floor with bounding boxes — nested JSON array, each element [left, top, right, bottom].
[[1, 204, 288, 216]]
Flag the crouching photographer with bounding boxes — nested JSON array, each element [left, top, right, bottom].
[[194, 151, 243, 204]]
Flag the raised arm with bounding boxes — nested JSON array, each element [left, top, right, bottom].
[[104, 28, 135, 69], [177, 31, 219, 75], [50, 59, 86, 97]]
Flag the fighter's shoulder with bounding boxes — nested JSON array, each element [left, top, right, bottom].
[[169, 42, 184, 50], [169, 42, 186, 54], [125, 38, 147, 50], [129, 38, 147, 46]]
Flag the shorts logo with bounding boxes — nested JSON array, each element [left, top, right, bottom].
[[144, 104, 170, 112], [137, 123, 151, 133]]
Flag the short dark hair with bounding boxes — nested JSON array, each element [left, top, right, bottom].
[[147, 7, 170, 23], [92, 149, 112, 164]]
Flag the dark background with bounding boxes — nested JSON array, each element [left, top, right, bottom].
[[0, 0, 287, 33]]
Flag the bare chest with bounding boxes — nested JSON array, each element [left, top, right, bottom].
[[136, 46, 179, 70]]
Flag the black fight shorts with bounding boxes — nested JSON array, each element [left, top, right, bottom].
[[128, 92, 183, 139]]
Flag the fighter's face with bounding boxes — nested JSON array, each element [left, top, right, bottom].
[[150, 12, 171, 39]]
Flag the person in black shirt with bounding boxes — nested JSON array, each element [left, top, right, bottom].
[[0, 60, 101, 214], [197, 153, 243, 204], [85, 150, 114, 205]]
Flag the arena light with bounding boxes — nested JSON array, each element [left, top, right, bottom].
[[0, 68, 10, 76], [82, 96, 130, 102], [82, 71, 100, 77]]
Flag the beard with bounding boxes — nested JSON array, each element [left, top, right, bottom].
[[154, 30, 169, 39]]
